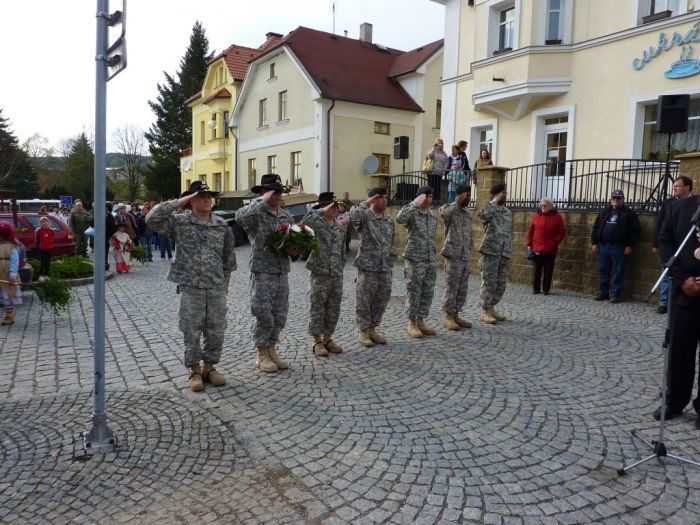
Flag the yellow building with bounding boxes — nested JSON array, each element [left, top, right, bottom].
[[231, 24, 444, 198], [180, 33, 282, 194], [434, 0, 700, 200]]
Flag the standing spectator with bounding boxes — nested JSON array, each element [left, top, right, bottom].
[[656, 193, 700, 426], [449, 145, 461, 168], [35, 216, 54, 280], [526, 197, 566, 295], [439, 184, 474, 330], [349, 187, 396, 346], [147, 181, 236, 391], [303, 192, 349, 356], [110, 223, 133, 273], [0, 223, 22, 326], [57, 206, 70, 223], [236, 174, 297, 374], [474, 149, 493, 184], [396, 185, 438, 338], [115, 203, 138, 242], [138, 202, 154, 262], [457, 140, 473, 179], [342, 191, 353, 252], [591, 189, 641, 303], [68, 201, 92, 257], [478, 184, 512, 324], [652, 176, 693, 314], [425, 139, 449, 203], [446, 161, 467, 204]]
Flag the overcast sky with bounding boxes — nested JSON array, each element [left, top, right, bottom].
[[0, 0, 445, 151]]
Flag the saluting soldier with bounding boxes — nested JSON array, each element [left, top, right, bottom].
[[478, 183, 512, 324], [236, 174, 297, 373], [349, 187, 396, 347], [146, 181, 237, 392], [303, 192, 349, 356], [396, 185, 438, 338], [439, 183, 474, 330]]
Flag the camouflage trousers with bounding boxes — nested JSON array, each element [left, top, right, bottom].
[[308, 273, 343, 337], [479, 254, 511, 308], [404, 259, 436, 320], [179, 285, 228, 367], [74, 233, 88, 256], [250, 272, 289, 348], [356, 270, 392, 330], [442, 257, 470, 313]]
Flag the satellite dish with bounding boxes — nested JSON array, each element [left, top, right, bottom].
[[182, 159, 192, 172], [362, 155, 379, 175]]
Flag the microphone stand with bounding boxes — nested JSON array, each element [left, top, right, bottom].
[[618, 222, 700, 475]]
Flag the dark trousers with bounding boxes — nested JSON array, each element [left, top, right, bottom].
[[159, 234, 172, 259], [666, 301, 700, 413], [38, 249, 51, 276], [533, 253, 556, 293], [598, 244, 626, 298]]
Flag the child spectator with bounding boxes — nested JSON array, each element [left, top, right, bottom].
[[447, 161, 467, 204], [111, 223, 133, 273], [35, 216, 54, 280]]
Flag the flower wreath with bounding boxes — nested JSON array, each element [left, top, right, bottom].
[[266, 223, 320, 257]]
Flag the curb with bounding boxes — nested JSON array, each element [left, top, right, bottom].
[[21, 271, 116, 291]]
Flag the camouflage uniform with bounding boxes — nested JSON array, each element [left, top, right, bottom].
[[477, 200, 512, 308], [235, 200, 294, 348], [146, 200, 236, 366], [439, 202, 473, 313], [396, 202, 437, 321], [349, 201, 396, 330], [303, 210, 347, 337], [68, 209, 92, 257]]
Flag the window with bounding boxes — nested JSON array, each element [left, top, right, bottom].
[[200, 175, 207, 183], [24, 215, 64, 231], [216, 66, 224, 86], [479, 129, 494, 155], [374, 122, 390, 135], [650, 0, 679, 14], [267, 155, 277, 173], [213, 173, 222, 192], [278, 91, 288, 121], [259, 99, 268, 127], [498, 7, 515, 51], [223, 111, 229, 138], [544, 116, 568, 177], [210, 112, 217, 140], [373, 153, 390, 175], [200, 121, 205, 145], [248, 159, 257, 188], [546, 0, 562, 43], [642, 99, 700, 160], [641, 0, 680, 23], [544, 116, 568, 126], [269, 63, 276, 79], [291, 151, 301, 184], [435, 100, 442, 129]]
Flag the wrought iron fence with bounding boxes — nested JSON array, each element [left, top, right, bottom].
[[386, 170, 476, 207], [505, 158, 679, 214]]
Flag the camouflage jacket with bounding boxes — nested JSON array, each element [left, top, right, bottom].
[[477, 200, 513, 258], [396, 202, 437, 262], [146, 199, 237, 288], [349, 201, 396, 272], [302, 210, 346, 277], [68, 210, 92, 233], [235, 200, 293, 274], [439, 202, 473, 261]]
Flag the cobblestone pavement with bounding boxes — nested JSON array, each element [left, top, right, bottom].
[[2, 244, 700, 524]]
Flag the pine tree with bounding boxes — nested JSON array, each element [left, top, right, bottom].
[[145, 21, 212, 198], [0, 109, 39, 197], [62, 133, 95, 204]]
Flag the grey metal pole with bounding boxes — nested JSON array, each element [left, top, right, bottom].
[[85, 0, 115, 452]]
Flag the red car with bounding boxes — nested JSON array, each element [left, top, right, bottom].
[[0, 212, 76, 256]]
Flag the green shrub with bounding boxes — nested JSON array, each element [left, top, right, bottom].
[[49, 256, 94, 279], [130, 245, 148, 265], [29, 258, 40, 280], [34, 278, 72, 314]]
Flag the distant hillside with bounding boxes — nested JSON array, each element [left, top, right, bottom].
[[35, 153, 152, 171]]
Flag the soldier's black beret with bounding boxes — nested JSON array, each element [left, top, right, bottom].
[[490, 183, 507, 195], [416, 185, 433, 197], [368, 187, 387, 197], [456, 184, 471, 195]]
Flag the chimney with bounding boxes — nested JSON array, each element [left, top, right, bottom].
[[359, 23, 373, 44], [343, 30, 348, 38]]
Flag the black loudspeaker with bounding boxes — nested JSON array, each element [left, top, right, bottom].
[[393, 136, 409, 159], [656, 94, 690, 133]]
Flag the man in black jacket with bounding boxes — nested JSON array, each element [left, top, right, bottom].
[[657, 194, 700, 427], [591, 189, 641, 302]]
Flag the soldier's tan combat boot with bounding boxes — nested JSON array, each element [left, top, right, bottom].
[[201, 363, 226, 386], [407, 320, 423, 338], [489, 307, 506, 321], [480, 308, 498, 325], [417, 318, 437, 336], [443, 312, 461, 331], [358, 330, 375, 347], [188, 363, 204, 392], [267, 344, 289, 369], [368, 327, 387, 344], [322, 335, 343, 353], [256, 347, 279, 373], [454, 313, 473, 329], [313, 336, 329, 357]]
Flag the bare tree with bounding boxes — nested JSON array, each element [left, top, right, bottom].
[[112, 124, 147, 202]]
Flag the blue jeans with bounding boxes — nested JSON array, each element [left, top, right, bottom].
[[598, 244, 626, 299], [658, 266, 669, 307], [159, 234, 172, 259], [447, 190, 456, 204], [139, 235, 153, 261]]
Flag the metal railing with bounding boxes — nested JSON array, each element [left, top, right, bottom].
[[504, 158, 679, 214], [386, 170, 476, 207]]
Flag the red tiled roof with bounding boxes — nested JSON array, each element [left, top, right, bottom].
[[388, 39, 443, 78], [203, 87, 232, 104], [210, 33, 284, 82], [255, 27, 425, 113]]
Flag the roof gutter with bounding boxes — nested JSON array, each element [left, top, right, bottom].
[[326, 98, 335, 192]]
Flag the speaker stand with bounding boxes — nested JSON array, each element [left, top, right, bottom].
[[644, 132, 674, 210]]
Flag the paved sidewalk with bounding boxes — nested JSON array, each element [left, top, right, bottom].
[[1, 245, 699, 524]]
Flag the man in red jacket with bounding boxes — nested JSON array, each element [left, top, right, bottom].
[[526, 197, 566, 295]]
